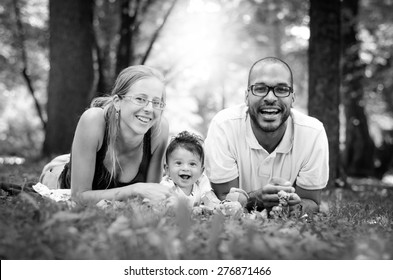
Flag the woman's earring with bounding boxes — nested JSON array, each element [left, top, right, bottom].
[[115, 110, 119, 121]]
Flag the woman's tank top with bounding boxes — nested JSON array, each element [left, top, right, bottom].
[[59, 126, 152, 190]]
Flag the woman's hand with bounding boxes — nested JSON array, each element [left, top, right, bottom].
[[130, 183, 172, 203]]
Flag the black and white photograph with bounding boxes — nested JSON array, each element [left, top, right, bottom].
[[1, 0, 393, 278]]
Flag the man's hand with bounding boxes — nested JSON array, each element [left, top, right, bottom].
[[288, 192, 301, 206], [254, 177, 296, 208]]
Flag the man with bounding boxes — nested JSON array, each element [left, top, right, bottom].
[[204, 57, 329, 215]]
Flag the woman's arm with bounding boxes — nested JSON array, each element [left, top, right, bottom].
[[291, 186, 321, 215], [146, 117, 169, 183], [70, 108, 105, 201], [74, 182, 170, 205]]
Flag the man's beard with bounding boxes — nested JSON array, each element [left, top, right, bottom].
[[247, 106, 290, 132]]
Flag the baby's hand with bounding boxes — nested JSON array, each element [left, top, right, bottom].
[[225, 188, 249, 207], [219, 201, 243, 216], [201, 190, 221, 209]]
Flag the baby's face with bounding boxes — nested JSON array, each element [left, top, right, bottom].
[[165, 148, 204, 190]]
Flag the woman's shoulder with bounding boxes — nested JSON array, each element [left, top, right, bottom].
[[75, 108, 106, 147], [78, 108, 105, 127], [80, 107, 105, 119]]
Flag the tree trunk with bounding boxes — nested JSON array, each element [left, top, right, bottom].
[[94, 0, 120, 96], [43, 0, 94, 156], [115, 0, 139, 75], [341, 0, 375, 177], [308, 0, 341, 189], [272, 3, 283, 59]]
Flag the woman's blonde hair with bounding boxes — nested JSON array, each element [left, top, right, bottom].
[[90, 65, 166, 184]]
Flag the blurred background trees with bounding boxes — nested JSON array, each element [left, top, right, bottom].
[[1, 0, 392, 185], [43, 0, 94, 155], [308, 0, 341, 188]]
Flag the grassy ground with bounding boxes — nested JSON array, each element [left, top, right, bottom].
[[1, 159, 393, 260]]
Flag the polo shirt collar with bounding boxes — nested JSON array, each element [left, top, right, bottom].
[[245, 111, 294, 154]]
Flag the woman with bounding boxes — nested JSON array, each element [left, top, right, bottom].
[[41, 65, 170, 204]]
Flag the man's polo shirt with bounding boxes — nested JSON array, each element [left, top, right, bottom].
[[204, 104, 329, 193]]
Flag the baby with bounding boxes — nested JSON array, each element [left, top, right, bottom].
[[161, 131, 218, 208], [161, 131, 245, 216]]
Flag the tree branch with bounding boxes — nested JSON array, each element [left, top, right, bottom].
[[12, 0, 46, 130], [140, 0, 178, 65]]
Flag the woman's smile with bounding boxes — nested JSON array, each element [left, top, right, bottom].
[[135, 114, 152, 124]]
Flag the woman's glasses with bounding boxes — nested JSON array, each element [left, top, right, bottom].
[[120, 94, 165, 110]]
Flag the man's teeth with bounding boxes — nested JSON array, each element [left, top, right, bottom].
[[261, 109, 279, 114], [136, 116, 151, 122]]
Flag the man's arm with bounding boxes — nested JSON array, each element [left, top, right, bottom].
[[291, 185, 322, 215], [211, 177, 239, 201], [292, 127, 328, 214]]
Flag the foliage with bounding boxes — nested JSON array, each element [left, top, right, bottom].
[[0, 0, 47, 157], [1, 162, 393, 260], [359, 0, 393, 139], [0, 0, 48, 89], [0, 86, 44, 158]]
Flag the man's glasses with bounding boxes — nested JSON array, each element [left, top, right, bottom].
[[120, 94, 166, 110], [248, 84, 293, 98]]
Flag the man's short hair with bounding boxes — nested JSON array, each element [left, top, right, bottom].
[[248, 57, 294, 87]]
